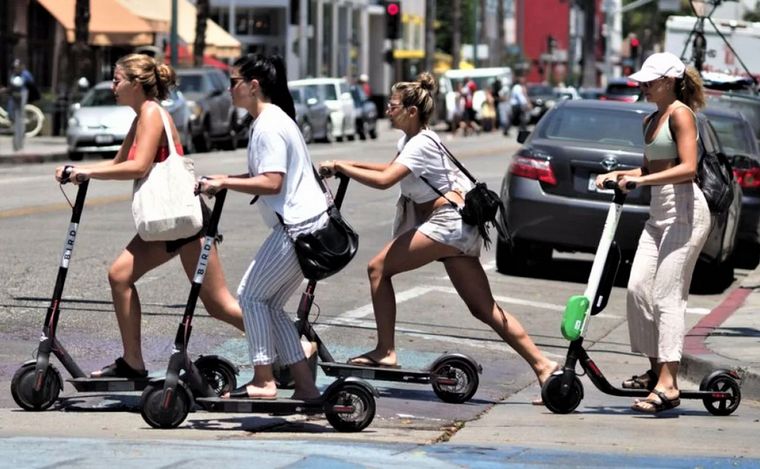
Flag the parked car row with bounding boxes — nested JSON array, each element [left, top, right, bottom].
[[67, 71, 378, 161], [496, 99, 744, 290]]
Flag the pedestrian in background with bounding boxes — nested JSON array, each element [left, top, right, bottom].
[[319, 72, 558, 401], [7, 59, 39, 150], [196, 54, 323, 401], [504, 75, 530, 137], [55, 54, 245, 379], [595, 52, 710, 414]]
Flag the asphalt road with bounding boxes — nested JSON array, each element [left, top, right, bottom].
[[1, 126, 758, 464]]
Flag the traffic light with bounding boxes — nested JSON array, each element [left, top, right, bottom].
[[384, 1, 402, 40], [630, 37, 640, 61]]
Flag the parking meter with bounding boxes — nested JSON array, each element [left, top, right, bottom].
[[10, 74, 26, 151]]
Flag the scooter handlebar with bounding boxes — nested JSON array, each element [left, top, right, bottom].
[[602, 179, 636, 190]]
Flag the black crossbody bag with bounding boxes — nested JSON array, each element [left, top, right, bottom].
[[420, 135, 511, 249]]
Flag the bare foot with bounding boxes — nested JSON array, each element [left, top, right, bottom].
[[532, 361, 560, 405], [223, 381, 277, 399]]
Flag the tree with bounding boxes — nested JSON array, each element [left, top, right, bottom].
[[194, 0, 209, 67], [436, 0, 476, 60], [744, 4, 760, 22], [73, 0, 91, 84], [622, 0, 692, 51]]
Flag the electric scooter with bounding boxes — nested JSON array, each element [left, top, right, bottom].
[[10, 167, 237, 411], [140, 179, 378, 432], [541, 179, 742, 415], [287, 173, 482, 404]]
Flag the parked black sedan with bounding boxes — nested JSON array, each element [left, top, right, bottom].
[[349, 84, 378, 140], [497, 99, 741, 288], [704, 107, 760, 264]]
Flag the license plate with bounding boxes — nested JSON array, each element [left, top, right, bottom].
[[588, 174, 614, 193], [95, 134, 113, 145]]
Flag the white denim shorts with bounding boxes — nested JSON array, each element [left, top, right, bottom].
[[418, 205, 482, 258]]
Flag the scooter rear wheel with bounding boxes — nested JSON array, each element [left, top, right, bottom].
[[700, 370, 741, 416], [194, 357, 237, 396], [541, 373, 583, 414], [140, 380, 191, 429], [10, 363, 62, 411], [325, 382, 376, 432], [431, 356, 479, 403]]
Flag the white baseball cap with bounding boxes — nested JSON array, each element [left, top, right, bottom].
[[628, 52, 686, 83]]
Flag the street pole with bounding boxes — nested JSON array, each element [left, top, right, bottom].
[[170, 0, 178, 68], [603, 0, 615, 85], [473, 0, 478, 68], [424, 0, 436, 73], [581, 0, 597, 87]]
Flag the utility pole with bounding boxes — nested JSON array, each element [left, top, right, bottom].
[[581, 0, 597, 87], [452, 0, 462, 69], [73, 0, 90, 82], [497, 0, 506, 65], [170, 0, 178, 68], [194, 0, 209, 67], [472, 0, 478, 67], [424, 0, 436, 72]]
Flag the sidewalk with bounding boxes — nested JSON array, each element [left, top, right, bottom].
[[0, 134, 69, 164]]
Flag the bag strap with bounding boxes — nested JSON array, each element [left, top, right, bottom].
[[156, 106, 178, 154], [421, 133, 478, 184], [274, 165, 335, 228]]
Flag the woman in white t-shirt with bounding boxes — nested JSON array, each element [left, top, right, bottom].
[[196, 54, 323, 401], [319, 73, 558, 400]]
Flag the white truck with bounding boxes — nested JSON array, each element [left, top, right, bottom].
[[664, 15, 760, 76]]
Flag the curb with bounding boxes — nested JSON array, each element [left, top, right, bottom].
[[0, 151, 69, 165], [682, 287, 760, 402]]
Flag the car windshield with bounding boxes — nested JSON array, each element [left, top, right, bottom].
[[528, 85, 554, 97], [538, 107, 645, 148], [708, 114, 755, 155], [177, 75, 205, 93], [80, 88, 116, 106], [606, 83, 639, 96], [291, 87, 304, 104], [707, 94, 760, 141]]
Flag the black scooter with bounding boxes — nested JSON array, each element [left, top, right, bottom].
[[140, 178, 378, 432], [280, 173, 482, 404], [10, 167, 237, 411], [541, 180, 742, 415]]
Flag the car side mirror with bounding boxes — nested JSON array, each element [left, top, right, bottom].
[[306, 97, 318, 107], [517, 130, 531, 144]]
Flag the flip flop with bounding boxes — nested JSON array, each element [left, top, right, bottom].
[[631, 389, 680, 414], [90, 357, 148, 379], [622, 369, 657, 390], [347, 353, 400, 369], [226, 383, 278, 400]]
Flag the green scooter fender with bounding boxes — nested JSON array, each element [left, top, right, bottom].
[[561, 295, 589, 341]]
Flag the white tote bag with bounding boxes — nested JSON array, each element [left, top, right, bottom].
[[131, 109, 203, 242]]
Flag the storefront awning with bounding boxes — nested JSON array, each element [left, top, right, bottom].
[[118, 0, 242, 59], [36, 0, 154, 46]]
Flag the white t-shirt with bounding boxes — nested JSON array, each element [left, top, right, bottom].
[[509, 83, 528, 107], [247, 104, 327, 231], [394, 129, 472, 204]]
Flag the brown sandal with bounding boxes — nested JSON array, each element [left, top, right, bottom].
[[631, 389, 681, 414], [622, 369, 657, 390]]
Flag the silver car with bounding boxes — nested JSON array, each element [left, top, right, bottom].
[[66, 81, 192, 161]]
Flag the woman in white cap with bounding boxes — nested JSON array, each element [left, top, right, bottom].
[[595, 52, 710, 414]]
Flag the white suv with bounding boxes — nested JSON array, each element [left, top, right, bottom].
[[289, 78, 358, 141]]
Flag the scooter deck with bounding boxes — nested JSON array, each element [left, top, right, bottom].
[[196, 396, 327, 415], [67, 377, 150, 392], [319, 362, 431, 384]]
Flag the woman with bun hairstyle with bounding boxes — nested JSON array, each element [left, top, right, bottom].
[[595, 52, 710, 413], [55, 54, 244, 379], [319, 72, 558, 400]]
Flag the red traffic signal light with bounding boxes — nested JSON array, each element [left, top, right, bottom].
[[384, 1, 402, 40]]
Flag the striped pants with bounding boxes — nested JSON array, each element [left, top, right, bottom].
[[237, 225, 305, 366], [626, 182, 711, 363]]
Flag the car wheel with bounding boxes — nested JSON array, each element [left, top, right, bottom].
[[320, 120, 334, 143], [193, 120, 212, 153], [301, 120, 314, 144], [369, 125, 378, 139], [496, 239, 551, 275]]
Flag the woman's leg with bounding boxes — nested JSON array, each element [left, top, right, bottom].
[[97, 236, 174, 374], [233, 227, 315, 398], [177, 239, 244, 331], [357, 230, 461, 366], [443, 256, 557, 386]]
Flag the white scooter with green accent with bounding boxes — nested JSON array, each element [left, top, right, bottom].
[[542, 179, 742, 416]]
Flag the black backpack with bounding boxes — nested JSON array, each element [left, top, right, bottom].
[[668, 113, 735, 213]]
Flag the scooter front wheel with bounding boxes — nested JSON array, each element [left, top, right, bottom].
[[325, 382, 376, 432], [193, 356, 237, 396], [700, 370, 741, 416], [140, 380, 191, 429], [431, 356, 479, 403], [541, 372, 583, 414], [10, 362, 62, 411]]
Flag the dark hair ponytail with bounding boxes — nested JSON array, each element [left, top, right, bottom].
[[233, 54, 296, 123]]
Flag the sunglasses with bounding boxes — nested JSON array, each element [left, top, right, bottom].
[[386, 102, 403, 111], [229, 76, 245, 89], [640, 76, 665, 88]]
